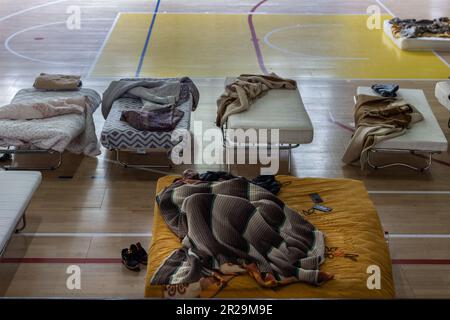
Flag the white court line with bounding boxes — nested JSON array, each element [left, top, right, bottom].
[[388, 234, 450, 239], [15, 232, 152, 238], [368, 190, 450, 194], [86, 13, 121, 78], [375, 0, 395, 16], [4, 19, 114, 67], [0, 0, 68, 23], [263, 24, 369, 61], [433, 50, 450, 68]]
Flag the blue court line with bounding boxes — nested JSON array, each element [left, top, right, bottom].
[[135, 0, 161, 77]]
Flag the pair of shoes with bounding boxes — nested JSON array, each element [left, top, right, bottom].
[[121, 242, 148, 271]]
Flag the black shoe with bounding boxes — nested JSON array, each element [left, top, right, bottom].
[[133, 242, 148, 265], [0, 153, 12, 162], [121, 248, 140, 271]]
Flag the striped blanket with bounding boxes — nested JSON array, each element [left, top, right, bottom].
[[150, 178, 328, 298]]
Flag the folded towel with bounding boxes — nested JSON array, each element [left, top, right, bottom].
[[33, 73, 82, 91]]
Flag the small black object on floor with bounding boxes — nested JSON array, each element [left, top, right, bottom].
[[121, 242, 148, 271]]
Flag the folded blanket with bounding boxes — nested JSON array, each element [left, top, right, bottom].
[[102, 77, 199, 119], [342, 94, 423, 168], [150, 178, 329, 298], [0, 96, 89, 120], [216, 73, 297, 127], [120, 105, 184, 132], [33, 73, 82, 91]]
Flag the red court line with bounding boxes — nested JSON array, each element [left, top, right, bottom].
[[248, 0, 268, 74], [2, 257, 450, 265], [0, 258, 122, 264]]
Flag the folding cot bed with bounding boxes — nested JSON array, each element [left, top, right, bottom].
[[383, 20, 450, 51], [355, 87, 448, 171], [0, 88, 101, 170], [221, 78, 314, 173], [145, 175, 395, 299], [435, 81, 450, 127], [0, 171, 41, 256], [100, 78, 198, 168]]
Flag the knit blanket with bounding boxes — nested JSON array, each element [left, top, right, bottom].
[[150, 178, 328, 298], [102, 77, 199, 119]]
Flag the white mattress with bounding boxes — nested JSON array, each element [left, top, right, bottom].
[[383, 20, 450, 51], [435, 81, 450, 111], [0, 171, 41, 253], [357, 87, 447, 152], [225, 79, 314, 145]]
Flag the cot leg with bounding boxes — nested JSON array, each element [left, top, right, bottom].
[[367, 149, 433, 172], [1, 149, 62, 171], [287, 146, 292, 174], [15, 215, 26, 233]]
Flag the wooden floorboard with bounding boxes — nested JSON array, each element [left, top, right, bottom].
[[0, 0, 449, 298]]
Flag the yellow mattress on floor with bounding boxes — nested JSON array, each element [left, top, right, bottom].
[[145, 175, 395, 298]]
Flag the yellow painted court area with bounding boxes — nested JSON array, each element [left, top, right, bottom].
[[91, 13, 450, 78]]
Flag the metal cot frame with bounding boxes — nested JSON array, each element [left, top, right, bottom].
[[0, 147, 62, 171], [221, 122, 300, 173]]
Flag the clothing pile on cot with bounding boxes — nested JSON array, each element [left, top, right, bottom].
[[100, 77, 199, 151], [342, 83, 423, 169], [389, 17, 450, 39], [0, 73, 101, 157]]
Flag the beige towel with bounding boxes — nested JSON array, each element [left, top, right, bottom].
[[216, 73, 297, 127], [33, 73, 82, 91]]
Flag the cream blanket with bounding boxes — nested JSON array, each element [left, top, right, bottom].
[[0, 96, 88, 120], [216, 73, 297, 127]]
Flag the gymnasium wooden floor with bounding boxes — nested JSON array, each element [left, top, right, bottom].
[[0, 0, 449, 298]]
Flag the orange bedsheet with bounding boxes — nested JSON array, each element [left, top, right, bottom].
[[145, 175, 394, 298]]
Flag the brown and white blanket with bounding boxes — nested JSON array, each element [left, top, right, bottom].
[[216, 73, 297, 127], [150, 178, 329, 298], [342, 94, 423, 169]]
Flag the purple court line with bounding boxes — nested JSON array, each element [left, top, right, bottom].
[[248, 0, 268, 75], [327, 111, 355, 132]]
